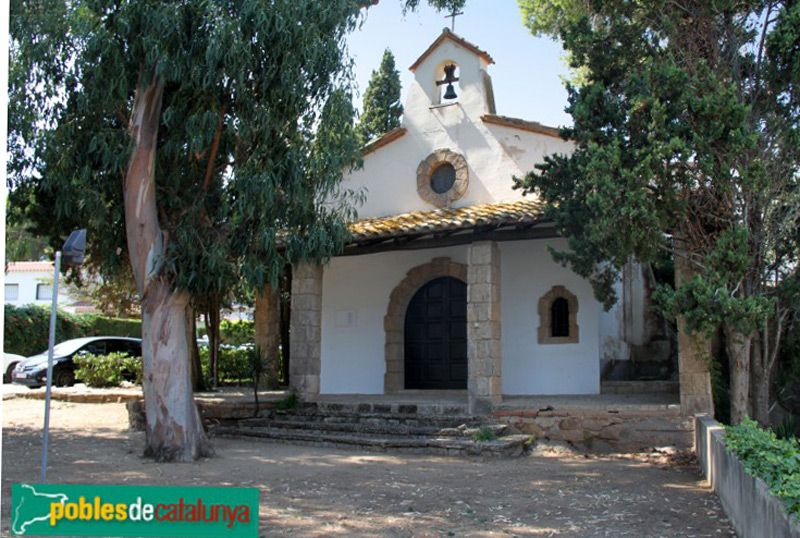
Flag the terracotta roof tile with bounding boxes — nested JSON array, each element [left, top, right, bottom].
[[5, 261, 54, 273], [349, 199, 544, 243]]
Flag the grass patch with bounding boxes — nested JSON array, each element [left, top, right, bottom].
[[471, 426, 498, 443]]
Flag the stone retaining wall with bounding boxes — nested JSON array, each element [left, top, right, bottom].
[[695, 415, 800, 538], [492, 406, 692, 451]]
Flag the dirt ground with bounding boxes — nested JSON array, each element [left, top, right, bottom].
[[1, 398, 736, 538]]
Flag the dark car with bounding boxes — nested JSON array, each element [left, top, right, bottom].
[[11, 336, 142, 388]]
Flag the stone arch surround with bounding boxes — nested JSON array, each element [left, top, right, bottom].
[[383, 257, 468, 393]]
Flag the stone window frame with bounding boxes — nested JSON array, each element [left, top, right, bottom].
[[416, 149, 469, 208], [383, 257, 468, 393], [537, 286, 579, 344]]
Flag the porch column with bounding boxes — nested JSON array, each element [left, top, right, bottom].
[[254, 283, 281, 389], [467, 241, 502, 413], [289, 262, 323, 399], [674, 241, 714, 416]]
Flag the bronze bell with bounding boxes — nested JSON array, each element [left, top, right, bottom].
[[438, 63, 459, 100], [443, 82, 458, 100]]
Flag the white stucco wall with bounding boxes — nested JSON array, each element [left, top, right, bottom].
[[320, 246, 468, 394], [320, 239, 603, 396], [346, 35, 573, 221], [4, 270, 71, 307], [500, 240, 600, 395]]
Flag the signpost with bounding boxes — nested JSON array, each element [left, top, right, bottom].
[[40, 229, 87, 484]]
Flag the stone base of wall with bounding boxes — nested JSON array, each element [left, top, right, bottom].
[[492, 406, 692, 452]]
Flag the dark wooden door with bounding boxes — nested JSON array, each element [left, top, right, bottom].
[[404, 277, 467, 390]]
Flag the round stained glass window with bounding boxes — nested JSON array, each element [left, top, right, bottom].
[[430, 163, 456, 194]]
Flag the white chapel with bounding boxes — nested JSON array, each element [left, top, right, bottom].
[[286, 29, 651, 412]]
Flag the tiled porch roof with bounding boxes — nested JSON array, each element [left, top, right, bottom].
[[349, 199, 545, 243]]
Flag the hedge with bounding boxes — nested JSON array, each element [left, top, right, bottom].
[[4, 304, 142, 357], [725, 418, 800, 518]]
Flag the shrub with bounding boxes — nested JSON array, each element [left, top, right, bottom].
[[4, 304, 92, 356], [471, 426, 498, 443], [219, 320, 254, 347], [725, 418, 800, 517], [199, 346, 253, 386], [86, 316, 142, 338], [3, 305, 141, 357], [74, 352, 142, 388], [274, 392, 298, 410]]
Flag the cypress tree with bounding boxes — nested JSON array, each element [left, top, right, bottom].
[[357, 48, 404, 143]]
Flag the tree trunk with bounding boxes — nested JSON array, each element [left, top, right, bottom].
[[188, 307, 205, 392], [204, 298, 221, 388], [750, 330, 770, 426], [254, 284, 281, 389], [123, 69, 210, 461], [141, 281, 211, 461], [280, 264, 292, 385], [726, 325, 752, 425]]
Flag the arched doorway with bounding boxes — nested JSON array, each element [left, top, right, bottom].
[[404, 276, 467, 390]]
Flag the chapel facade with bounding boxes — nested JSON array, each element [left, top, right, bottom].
[[286, 29, 669, 413]]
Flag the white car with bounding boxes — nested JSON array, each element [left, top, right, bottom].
[[4, 353, 27, 383]]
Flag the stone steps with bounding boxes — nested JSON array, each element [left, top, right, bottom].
[[238, 417, 505, 437], [211, 403, 528, 457], [212, 425, 528, 457]]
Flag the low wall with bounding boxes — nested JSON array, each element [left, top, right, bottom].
[[492, 405, 692, 451], [695, 415, 800, 538]]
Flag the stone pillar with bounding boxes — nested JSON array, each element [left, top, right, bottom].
[[674, 243, 714, 416], [467, 241, 502, 414], [289, 262, 323, 399], [254, 283, 281, 389]]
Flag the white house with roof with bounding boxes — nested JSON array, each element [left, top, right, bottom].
[[284, 29, 659, 412], [4, 261, 90, 313]]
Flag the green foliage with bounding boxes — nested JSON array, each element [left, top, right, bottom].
[[357, 49, 403, 143], [3, 305, 140, 357], [273, 392, 299, 411], [3, 304, 91, 356], [471, 426, 498, 443], [87, 316, 142, 338], [518, 0, 590, 38], [775, 415, 798, 441], [198, 345, 253, 386], [515, 0, 800, 318], [5, 211, 51, 262], [74, 352, 142, 388], [725, 418, 800, 517], [402, 0, 466, 14], [9, 0, 367, 311], [218, 320, 255, 348]]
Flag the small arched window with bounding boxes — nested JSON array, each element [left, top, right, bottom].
[[551, 298, 570, 337], [538, 286, 579, 344]]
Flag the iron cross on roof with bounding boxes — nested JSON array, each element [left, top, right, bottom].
[[445, 7, 463, 31]]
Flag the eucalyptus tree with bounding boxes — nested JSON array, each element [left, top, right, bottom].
[[515, 0, 800, 424], [9, 0, 366, 461]]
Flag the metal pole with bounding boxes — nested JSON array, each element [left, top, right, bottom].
[[40, 251, 61, 484]]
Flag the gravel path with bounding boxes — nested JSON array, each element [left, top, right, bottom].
[[1, 399, 735, 537]]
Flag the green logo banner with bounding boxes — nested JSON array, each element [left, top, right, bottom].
[[11, 483, 258, 537]]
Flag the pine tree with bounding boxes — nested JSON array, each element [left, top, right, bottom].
[[357, 48, 404, 143]]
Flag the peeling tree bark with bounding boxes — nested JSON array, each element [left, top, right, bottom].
[[726, 325, 752, 425], [124, 70, 211, 462], [254, 284, 281, 389]]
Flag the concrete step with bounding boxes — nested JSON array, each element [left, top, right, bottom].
[[211, 425, 528, 457]]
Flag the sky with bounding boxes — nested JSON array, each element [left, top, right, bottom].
[[346, 0, 573, 128]]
